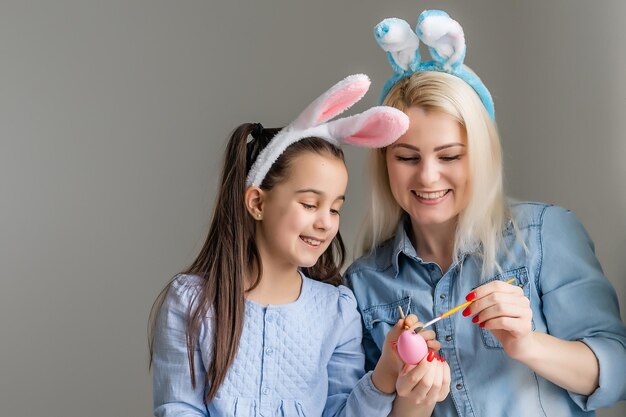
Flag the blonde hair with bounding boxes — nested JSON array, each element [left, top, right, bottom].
[[362, 71, 508, 279]]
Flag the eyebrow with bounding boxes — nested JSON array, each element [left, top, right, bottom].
[[390, 143, 466, 152], [295, 189, 345, 201]]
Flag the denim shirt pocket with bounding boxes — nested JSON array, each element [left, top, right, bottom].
[[362, 296, 411, 348], [478, 267, 532, 349]]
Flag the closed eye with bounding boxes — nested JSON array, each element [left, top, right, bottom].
[[330, 209, 341, 216], [301, 203, 316, 210], [395, 156, 419, 162], [440, 155, 463, 162]]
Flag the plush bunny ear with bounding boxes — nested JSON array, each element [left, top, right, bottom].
[[416, 10, 466, 69], [374, 18, 420, 73], [327, 107, 409, 148], [290, 74, 371, 130], [246, 73, 409, 187]]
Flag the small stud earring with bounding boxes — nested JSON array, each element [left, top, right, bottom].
[[257, 213, 262, 219]]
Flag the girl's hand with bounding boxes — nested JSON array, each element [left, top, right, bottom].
[[395, 351, 451, 405], [463, 280, 533, 358], [372, 318, 408, 393]]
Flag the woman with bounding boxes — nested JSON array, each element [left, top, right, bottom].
[[345, 10, 626, 417]]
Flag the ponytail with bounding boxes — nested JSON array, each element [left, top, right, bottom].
[[149, 123, 262, 402], [182, 123, 260, 401]]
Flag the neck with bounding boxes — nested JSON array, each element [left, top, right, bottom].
[[409, 217, 457, 272], [245, 251, 303, 305]]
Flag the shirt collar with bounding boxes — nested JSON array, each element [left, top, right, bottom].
[[390, 214, 473, 277], [391, 215, 420, 277]]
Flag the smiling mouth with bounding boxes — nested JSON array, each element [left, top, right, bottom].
[[413, 190, 450, 200], [300, 236, 323, 247]]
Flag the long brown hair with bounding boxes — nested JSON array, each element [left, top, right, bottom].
[[148, 124, 346, 402]]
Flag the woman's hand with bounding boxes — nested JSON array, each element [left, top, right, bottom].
[[465, 280, 600, 395], [393, 315, 450, 406], [395, 351, 451, 406], [463, 280, 533, 359]]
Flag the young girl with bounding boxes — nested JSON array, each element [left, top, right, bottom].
[[346, 10, 626, 417], [149, 74, 412, 416]]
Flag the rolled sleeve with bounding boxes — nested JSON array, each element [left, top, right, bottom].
[[539, 206, 626, 410], [574, 336, 626, 410]]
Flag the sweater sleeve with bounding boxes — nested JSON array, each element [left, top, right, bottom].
[[152, 276, 209, 417], [344, 269, 384, 372], [323, 285, 395, 417]]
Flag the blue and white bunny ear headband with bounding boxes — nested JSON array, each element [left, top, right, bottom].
[[246, 73, 410, 187], [375, 10, 495, 120]]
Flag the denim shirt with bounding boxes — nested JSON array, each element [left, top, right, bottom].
[[345, 202, 626, 417], [152, 273, 394, 417]]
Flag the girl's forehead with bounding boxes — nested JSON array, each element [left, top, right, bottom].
[[276, 153, 348, 196]]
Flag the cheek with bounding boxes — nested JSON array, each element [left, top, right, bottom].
[[450, 166, 471, 207], [268, 209, 302, 235], [386, 164, 412, 199], [386, 162, 405, 187], [443, 159, 466, 184], [284, 211, 307, 232], [452, 165, 470, 190]]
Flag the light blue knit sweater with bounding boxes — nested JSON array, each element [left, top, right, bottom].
[[152, 273, 394, 416]]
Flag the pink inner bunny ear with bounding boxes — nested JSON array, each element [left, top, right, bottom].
[[330, 107, 409, 148], [315, 78, 371, 124], [291, 74, 371, 129]]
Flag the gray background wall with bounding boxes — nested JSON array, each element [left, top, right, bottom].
[[1, 1, 624, 416]]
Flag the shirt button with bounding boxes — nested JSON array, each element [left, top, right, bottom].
[[265, 347, 273, 355], [456, 383, 463, 390], [445, 335, 453, 342], [439, 294, 446, 299], [263, 387, 270, 395]]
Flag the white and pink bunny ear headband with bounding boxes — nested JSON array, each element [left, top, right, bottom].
[[245, 73, 409, 187]]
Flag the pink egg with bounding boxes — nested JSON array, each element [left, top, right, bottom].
[[396, 329, 429, 365]]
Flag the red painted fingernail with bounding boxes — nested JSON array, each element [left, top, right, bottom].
[[441, 357, 446, 363], [472, 316, 480, 323], [437, 356, 444, 362], [462, 307, 471, 317], [427, 351, 435, 362], [466, 291, 477, 301], [479, 322, 486, 328]]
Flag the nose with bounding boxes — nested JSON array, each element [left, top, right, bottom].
[[314, 210, 333, 231], [417, 158, 440, 186]]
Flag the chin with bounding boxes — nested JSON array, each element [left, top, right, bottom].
[[414, 214, 455, 227], [298, 259, 319, 268]]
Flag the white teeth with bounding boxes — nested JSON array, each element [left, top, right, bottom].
[[416, 190, 447, 199], [301, 237, 321, 246]]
